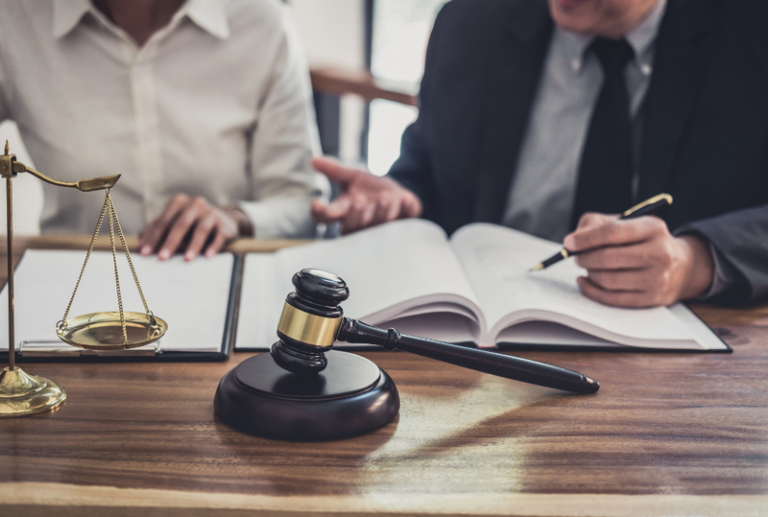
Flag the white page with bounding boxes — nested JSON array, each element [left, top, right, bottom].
[[494, 307, 727, 350], [668, 303, 728, 350], [235, 252, 280, 350], [236, 219, 484, 349], [384, 301, 480, 325], [384, 312, 478, 343], [0, 250, 233, 352], [495, 321, 619, 347], [450, 223, 700, 348]]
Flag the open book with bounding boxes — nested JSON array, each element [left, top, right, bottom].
[[236, 219, 728, 352]]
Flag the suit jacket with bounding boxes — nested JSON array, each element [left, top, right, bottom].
[[388, 0, 768, 305]]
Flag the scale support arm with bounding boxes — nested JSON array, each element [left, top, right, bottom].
[[0, 141, 119, 191]]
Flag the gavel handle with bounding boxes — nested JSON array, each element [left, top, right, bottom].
[[337, 318, 599, 394]]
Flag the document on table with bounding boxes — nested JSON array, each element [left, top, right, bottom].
[[0, 250, 235, 353]]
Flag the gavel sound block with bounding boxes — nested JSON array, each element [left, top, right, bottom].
[[214, 269, 598, 441], [214, 269, 399, 441]]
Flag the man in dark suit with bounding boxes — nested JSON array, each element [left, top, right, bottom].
[[311, 0, 768, 308]]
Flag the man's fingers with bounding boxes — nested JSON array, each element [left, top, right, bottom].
[[385, 196, 403, 222], [564, 216, 667, 252], [312, 196, 352, 223], [310, 200, 328, 222], [370, 193, 392, 225], [401, 194, 422, 218], [359, 201, 377, 228], [585, 269, 652, 292], [310, 164, 421, 233], [575, 242, 651, 270], [341, 195, 371, 234], [311, 157, 361, 186], [370, 193, 396, 226], [577, 276, 656, 308], [575, 212, 615, 231]]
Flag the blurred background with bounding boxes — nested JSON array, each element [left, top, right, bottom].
[[0, 0, 448, 235]]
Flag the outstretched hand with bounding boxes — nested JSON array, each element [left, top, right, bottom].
[[310, 157, 422, 234], [563, 213, 715, 308]]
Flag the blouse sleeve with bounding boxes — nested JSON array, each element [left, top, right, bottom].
[[237, 4, 329, 238]]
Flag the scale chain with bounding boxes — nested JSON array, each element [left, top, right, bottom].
[[60, 190, 109, 325], [106, 194, 128, 345], [110, 195, 152, 318]]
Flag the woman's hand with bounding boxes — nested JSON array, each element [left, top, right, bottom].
[[139, 194, 252, 261]]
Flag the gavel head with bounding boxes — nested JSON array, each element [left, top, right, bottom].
[[270, 268, 349, 375]]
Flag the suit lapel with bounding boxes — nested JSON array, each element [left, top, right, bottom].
[[637, 0, 721, 200], [472, 0, 553, 223]]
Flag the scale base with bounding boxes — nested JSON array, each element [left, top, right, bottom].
[[214, 350, 399, 441], [0, 366, 67, 418]]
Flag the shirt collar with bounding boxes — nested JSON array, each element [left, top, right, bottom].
[[185, 0, 230, 40], [52, 0, 230, 41], [558, 0, 667, 75], [52, 0, 91, 39], [625, 0, 667, 63], [559, 30, 592, 75]]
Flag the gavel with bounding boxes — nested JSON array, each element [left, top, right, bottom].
[[214, 268, 599, 440], [271, 269, 599, 394]]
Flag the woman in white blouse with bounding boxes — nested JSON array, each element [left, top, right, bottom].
[[0, 0, 326, 260]]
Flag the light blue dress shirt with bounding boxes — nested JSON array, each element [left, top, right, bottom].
[[502, 0, 667, 243], [501, 0, 734, 298]]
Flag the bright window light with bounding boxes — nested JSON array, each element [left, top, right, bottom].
[[367, 0, 448, 175]]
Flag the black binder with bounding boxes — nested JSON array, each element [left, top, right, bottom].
[[0, 255, 242, 363]]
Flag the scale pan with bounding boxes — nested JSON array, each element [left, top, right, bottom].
[[56, 311, 168, 350]]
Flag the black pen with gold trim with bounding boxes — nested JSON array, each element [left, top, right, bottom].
[[529, 193, 673, 273]]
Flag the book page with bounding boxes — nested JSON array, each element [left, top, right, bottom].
[[0, 250, 234, 352], [236, 219, 484, 349], [450, 223, 700, 348], [384, 312, 478, 344], [495, 321, 620, 347]]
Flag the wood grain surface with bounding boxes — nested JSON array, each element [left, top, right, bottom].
[[1, 237, 767, 516]]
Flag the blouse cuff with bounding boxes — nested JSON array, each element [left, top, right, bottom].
[[238, 196, 317, 239]]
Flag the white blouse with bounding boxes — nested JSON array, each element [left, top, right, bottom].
[[0, 0, 326, 237]]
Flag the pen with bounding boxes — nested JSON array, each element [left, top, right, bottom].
[[529, 193, 673, 272]]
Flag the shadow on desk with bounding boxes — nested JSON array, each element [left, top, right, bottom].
[[210, 374, 588, 498], [213, 414, 399, 496]]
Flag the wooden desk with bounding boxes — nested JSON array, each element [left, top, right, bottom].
[[1, 237, 767, 516]]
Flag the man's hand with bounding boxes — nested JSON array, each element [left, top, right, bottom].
[[139, 194, 252, 261], [562, 213, 715, 308], [311, 157, 422, 234]]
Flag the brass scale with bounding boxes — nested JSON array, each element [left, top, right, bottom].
[[0, 142, 168, 417]]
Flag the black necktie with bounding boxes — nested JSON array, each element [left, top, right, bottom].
[[571, 38, 635, 227]]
